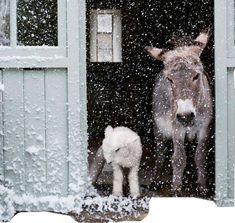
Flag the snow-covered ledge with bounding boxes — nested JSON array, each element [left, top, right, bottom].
[[0, 185, 150, 222]]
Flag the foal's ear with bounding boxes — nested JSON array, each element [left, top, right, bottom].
[[145, 46, 166, 61], [105, 125, 113, 137], [191, 30, 210, 56]]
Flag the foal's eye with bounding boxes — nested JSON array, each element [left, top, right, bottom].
[[115, 148, 120, 152], [192, 73, 200, 81], [167, 77, 174, 84]]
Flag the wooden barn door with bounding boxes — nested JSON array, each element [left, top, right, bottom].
[[0, 0, 87, 198], [215, 0, 235, 206]]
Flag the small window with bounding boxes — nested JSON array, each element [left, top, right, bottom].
[[90, 10, 122, 62]]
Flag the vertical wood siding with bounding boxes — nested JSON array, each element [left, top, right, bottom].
[[24, 70, 46, 195], [45, 69, 68, 195], [0, 70, 4, 183], [228, 70, 235, 200], [3, 69, 25, 194], [1, 68, 68, 196]]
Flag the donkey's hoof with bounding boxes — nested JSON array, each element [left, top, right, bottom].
[[196, 185, 208, 198], [171, 189, 183, 197]]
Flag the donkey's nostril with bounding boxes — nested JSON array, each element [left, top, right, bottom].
[[190, 112, 195, 119], [176, 114, 181, 120]]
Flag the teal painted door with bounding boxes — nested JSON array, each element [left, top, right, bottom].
[[0, 0, 87, 199]]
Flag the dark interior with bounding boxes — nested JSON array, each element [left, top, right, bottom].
[[86, 0, 215, 198]]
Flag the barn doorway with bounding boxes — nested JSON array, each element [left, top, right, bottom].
[[86, 0, 215, 198]]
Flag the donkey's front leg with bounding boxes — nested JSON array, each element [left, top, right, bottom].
[[112, 164, 123, 196], [195, 131, 208, 195], [172, 132, 186, 195]]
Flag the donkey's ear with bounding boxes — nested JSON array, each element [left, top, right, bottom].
[[105, 125, 113, 137], [191, 30, 210, 56], [145, 46, 165, 61]]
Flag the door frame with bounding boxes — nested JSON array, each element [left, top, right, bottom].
[[215, 0, 234, 206]]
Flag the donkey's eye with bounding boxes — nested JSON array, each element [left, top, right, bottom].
[[167, 77, 174, 84], [192, 73, 200, 81]]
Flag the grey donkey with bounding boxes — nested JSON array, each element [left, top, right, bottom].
[[145, 30, 213, 195]]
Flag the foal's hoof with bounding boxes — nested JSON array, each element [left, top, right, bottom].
[[130, 192, 140, 198]]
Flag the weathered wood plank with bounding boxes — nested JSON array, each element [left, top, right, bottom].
[[228, 70, 235, 201], [45, 69, 68, 195], [24, 69, 46, 195], [215, 0, 229, 205], [0, 69, 3, 183], [3, 69, 25, 194]]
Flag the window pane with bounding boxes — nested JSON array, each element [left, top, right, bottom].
[[97, 33, 112, 62], [17, 0, 57, 46], [0, 0, 10, 46], [97, 14, 112, 33]]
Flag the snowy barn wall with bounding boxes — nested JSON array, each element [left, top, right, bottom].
[[0, 0, 88, 219]]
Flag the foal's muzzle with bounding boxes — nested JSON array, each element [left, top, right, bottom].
[[177, 112, 195, 126]]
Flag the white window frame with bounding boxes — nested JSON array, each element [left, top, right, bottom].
[[90, 9, 122, 62], [0, 0, 67, 68], [227, 0, 235, 57]]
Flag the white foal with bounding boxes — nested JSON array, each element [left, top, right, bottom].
[[102, 125, 143, 197]]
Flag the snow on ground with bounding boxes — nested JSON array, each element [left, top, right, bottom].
[[123, 198, 235, 223], [9, 212, 76, 223], [1, 198, 234, 223]]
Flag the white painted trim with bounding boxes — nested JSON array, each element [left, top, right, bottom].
[[58, 0, 67, 48], [227, 0, 235, 57], [67, 0, 88, 196], [0, 57, 68, 68], [215, 0, 228, 206], [0, 46, 66, 58], [113, 10, 122, 62], [234, 69, 235, 88], [90, 10, 97, 62], [215, 0, 235, 207], [0, 0, 67, 62], [10, 0, 17, 47]]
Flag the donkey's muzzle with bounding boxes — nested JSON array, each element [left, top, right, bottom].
[[177, 112, 195, 126]]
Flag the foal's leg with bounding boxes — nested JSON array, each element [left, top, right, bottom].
[[128, 165, 140, 197], [112, 164, 123, 196], [172, 132, 186, 195]]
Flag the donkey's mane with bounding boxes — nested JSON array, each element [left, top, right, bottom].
[[166, 33, 194, 49]]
